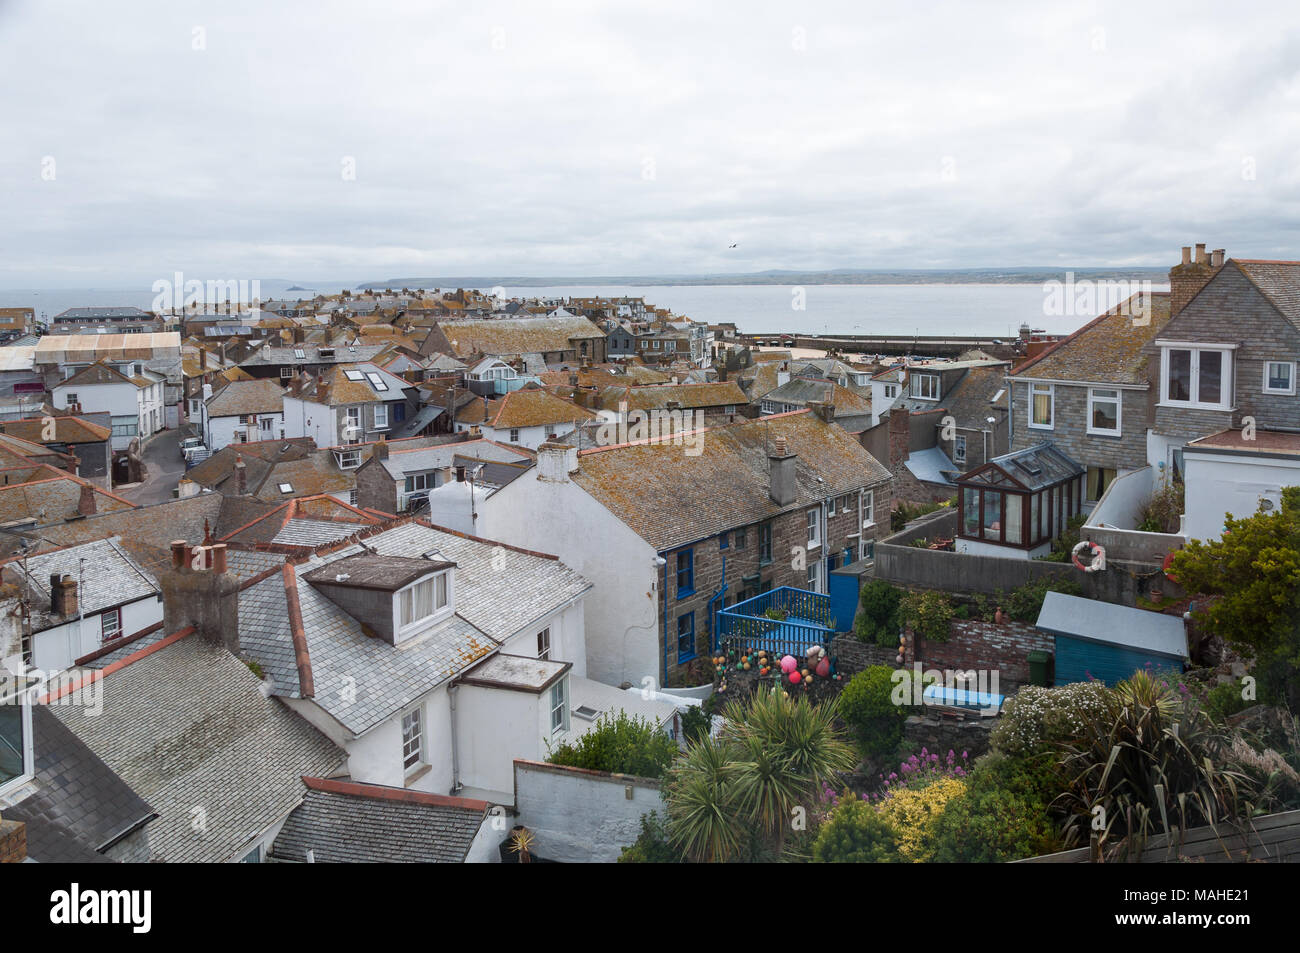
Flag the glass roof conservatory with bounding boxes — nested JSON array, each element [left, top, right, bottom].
[[955, 442, 1085, 550]]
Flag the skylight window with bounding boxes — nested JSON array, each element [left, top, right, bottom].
[[293, 348, 306, 360], [278, 482, 294, 493], [344, 370, 364, 381], [366, 372, 388, 392]]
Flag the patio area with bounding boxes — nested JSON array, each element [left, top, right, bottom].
[[716, 586, 836, 659]]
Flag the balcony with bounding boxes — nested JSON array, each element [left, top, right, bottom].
[[716, 586, 835, 659]]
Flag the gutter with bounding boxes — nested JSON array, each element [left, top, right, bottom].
[[449, 682, 462, 793]]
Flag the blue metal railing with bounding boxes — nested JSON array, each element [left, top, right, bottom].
[[715, 586, 835, 659]]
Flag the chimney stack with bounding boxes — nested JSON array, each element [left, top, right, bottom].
[[1169, 242, 1222, 317], [50, 573, 78, 617], [768, 435, 797, 506], [234, 454, 247, 495], [76, 483, 96, 517], [163, 540, 239, 654], [1211, 248, 1225, 267], [373, 439, 389, 460], [537, 442, 579, 483]]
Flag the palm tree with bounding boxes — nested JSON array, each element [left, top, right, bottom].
[[664, 734, 744, 863]]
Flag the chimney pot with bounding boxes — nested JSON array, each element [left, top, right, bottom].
[[1195, 243, 1207, 264], [1212, 248, 1225, 267], [1181, 246, 1192, 266], [172, 540, 188, 568], [77, 483, 96, 517]]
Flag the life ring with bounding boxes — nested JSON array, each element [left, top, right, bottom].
[[1071, 539, 1106, 572], [1162, 551, 1179, 583]]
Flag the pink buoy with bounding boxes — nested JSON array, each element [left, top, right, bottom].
[[788, 670, 802, 684], [780, 655, 797, 673], [815, 658, 830, 678]]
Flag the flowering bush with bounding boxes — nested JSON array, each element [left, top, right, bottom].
[[871, 748, 970, 799], [875, 776, 967, 862], [990, 682, 1111, 758]]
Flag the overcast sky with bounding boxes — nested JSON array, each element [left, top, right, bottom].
[[2, 0, 1299, 287]]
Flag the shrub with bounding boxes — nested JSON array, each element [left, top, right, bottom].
[[618, 811, 682, 863], [547, 711, 679, 779], [1138, 478, 1184, 534], [1205, 680, 1251, 722], [875, 776, 967, 862], [811, 796, 902, 863], [873, 747, 971, 798], [890, 500, 942, 532], [1037, 513, 1088, 562], [898, 589, 955, 642], [989, 682, 1111, 758], [854, 579, 901, 645], [931, 786, 1060, 862], [839, 666, 910, 757], [1004, 577, 1084, 623], [966, 748, 1063, 805], [679, 704, 713, 745]]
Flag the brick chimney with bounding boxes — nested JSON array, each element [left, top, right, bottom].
[[162, 540, 239, 654], [1170, 242, 1224, 316], [373, 439, 389, 460], [768, 435, 797, 506], [50, 573, 78, 617], [234, 454, 247, 495], [77, 483, 96, 517], [808, 400, 836, 423]]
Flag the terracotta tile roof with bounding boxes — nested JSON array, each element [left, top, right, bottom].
[[1012, 291, 1171, 385], [573, 410, 892, 551]]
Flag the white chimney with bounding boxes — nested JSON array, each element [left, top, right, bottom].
[[537, 442, 578, 483]]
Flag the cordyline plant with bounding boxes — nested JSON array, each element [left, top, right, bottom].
[[664, 688, 856, 862], [1053, 670, 1263, 861]]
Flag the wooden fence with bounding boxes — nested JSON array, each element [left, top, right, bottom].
[[1017, 809, 1300, 863]]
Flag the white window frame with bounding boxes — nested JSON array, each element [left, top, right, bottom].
[[550, 676, 569, 735], [0, 691, 34, 799], [911, 373, 940, 401], [1264, 360, 1296, 396], [395, 570, 452, 639], [401, 707, 424, 772], [806, 508, 821, 549], [1028, 382, 1055, 430], [1086, 387, 1122, 436], [101, 607, 122, 641], [373, 404, 389, 430], [1158, 344, 1235, 411], [861, 489, 875, 527]]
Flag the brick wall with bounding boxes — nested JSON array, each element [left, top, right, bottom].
[[914, 619, 1053, 689]]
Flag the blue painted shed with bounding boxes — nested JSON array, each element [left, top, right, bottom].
[[828, 557, 874, 633], [1034, 591, 1188, 686]]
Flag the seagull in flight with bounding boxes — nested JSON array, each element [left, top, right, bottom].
[[728, 242, 738, 248]]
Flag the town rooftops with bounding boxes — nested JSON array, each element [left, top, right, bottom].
[[205, 377, 286, 417], [0, 416, 111, 445], [573, 409, 892, 552], [0, 470, 134, 527], [49, 631, 343, 863], [269, 777, 491, 863], [1012, 291, 1171, 385], [761, 377, 872, 416], [34, 333, 181, 363], [300, 362, 411, 405], [52, 306, 151, 321], [57, 360, 138, 389], [456, 387, 597, 429], [4, 536, 159, 633], [599, 381, 747, 412], [435, 314, 606, 359], [375, 437, 533, 481], [239, 343, 388, 366]]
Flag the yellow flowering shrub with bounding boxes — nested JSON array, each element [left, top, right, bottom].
[[875, 777, 966, 862]]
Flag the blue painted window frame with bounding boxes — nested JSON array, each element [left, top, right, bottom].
[[677, 612, 696, 663], [676, 548, 694, 597]]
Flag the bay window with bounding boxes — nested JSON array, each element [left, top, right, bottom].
[[1160, 345, 1234, 409]]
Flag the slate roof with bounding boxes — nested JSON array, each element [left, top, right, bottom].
[[269, 778, 489, 863], [599, 381, 748, 412], [438, 315, 606, 359], [205, 378, 286, 417], [378, 438, 533, 481], [273, 517, 373, 546], [1012, 291, 1171, 385], [4, 706, 156, 863], [57, 360, 136, 389], [0, 473, 134, 526], [49, 633, 343, 863], [934, 364, 1012, 424], [6, 536, 159, 634], [301, 363, 411, 406], [761, 378, 873, 416], [1234, 260, 1300, 328], [573, 410, 893, 551], [238, 344, 387, 367]]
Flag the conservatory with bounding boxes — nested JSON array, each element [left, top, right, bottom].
[[954, 442, 1085, 558]]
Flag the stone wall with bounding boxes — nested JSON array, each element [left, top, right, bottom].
[[512, 759, 661, 863], [903, 713, 995, 760]]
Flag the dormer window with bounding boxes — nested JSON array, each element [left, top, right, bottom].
[[397, 569, 451, 637], [1159, 343, 1235, 410]]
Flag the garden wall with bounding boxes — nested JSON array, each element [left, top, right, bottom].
[[903, 713, 994, 760], [914, 620, 1053, 690], [512, 759, 661, 864]]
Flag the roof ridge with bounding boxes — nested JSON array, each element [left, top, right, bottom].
[[41, 625, 196, 702], [282, 562, 314, 697], [300, 775, 491, 812], [578, 407, 811, 455]]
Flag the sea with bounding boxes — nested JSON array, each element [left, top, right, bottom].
[[1, 281, 1170, 340]]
